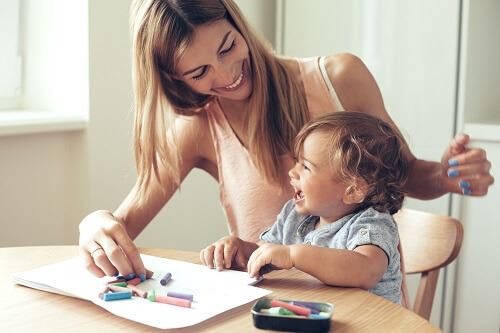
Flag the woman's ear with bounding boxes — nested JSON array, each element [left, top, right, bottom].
[[343, 181, 367, 204]]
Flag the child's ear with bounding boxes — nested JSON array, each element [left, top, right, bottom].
[[343, 181, 367, 204]]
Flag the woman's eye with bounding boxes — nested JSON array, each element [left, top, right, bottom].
[[220, 40, 235, 55], [192, 66, 208, 81]]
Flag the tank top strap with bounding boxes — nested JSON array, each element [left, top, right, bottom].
[[296, 56, 345, 117]]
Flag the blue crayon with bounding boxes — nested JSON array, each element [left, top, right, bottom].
[[167, 290, 193, 301], [102, 290, 132, 301], [160, 272, 172, 286]]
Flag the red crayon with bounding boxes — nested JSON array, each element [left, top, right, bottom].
[[270, 300, 311, 316]]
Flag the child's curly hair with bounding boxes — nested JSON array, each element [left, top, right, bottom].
[[294, 111, 409, 214]]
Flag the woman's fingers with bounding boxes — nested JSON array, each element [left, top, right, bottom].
[[445, 147, 495, 195], [79, 245, 105, 278], [89, 239, 119, 276], [114, 226, 146, 280], [203, 245, 216, 269], [213, 243, 225, 270]]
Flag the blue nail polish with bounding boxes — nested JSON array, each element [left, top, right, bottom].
[[125, 273, 136, 280], [447, 169, 459, 177], [463, 188, 472, 195], [139, 273, 146, 282], [459, 180, 471, 188], [448, 159, 459, 167]]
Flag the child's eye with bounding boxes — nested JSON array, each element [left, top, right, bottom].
[[192, 66, 208, 81], [220, 40, 235, 55], [302, 163, 310, 171]]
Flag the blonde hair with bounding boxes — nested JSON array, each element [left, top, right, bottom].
[[130, 0, 308, 203], [294, 112, 409, 214]]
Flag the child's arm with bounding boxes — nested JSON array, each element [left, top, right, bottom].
[[200, 235, 259, 271], [247, 243, 388, 290]]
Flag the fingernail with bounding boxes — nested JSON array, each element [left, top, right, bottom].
[[448, 159, 459, 167], [139, 273, 146, 282], [459, 180, 471, 188], [125, 273, 136, 280], [447, 169, 459, 177], [463, 188, 472, 195]]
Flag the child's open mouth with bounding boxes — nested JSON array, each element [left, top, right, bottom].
[[294, 189, 305, 202]]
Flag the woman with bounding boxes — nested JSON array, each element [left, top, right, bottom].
[[79, 0, 494, 281]]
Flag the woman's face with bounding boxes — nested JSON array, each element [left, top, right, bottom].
[[175, 19, 252, 102]]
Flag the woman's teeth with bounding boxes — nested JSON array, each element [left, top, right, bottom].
[[225, 70, 243, 89]]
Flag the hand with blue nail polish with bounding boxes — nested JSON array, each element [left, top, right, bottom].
[[440, 133, 495, 196]]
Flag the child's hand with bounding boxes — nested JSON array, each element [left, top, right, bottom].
[[200, 235, 257, 271], [247, 243, 293, 278]]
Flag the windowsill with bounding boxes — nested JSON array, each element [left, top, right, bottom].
[[0, 111, 88, 136]]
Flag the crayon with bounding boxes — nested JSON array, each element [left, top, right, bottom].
[[126, 284, 147, 298], [160, 272, 172, 286], [167, 291, 193, 301], [148, 290, 191, 308], [291, 301, 321, 314], [126, 277, 142, 286], [102, 290, 132, 301], [270, 300, 311, 316]]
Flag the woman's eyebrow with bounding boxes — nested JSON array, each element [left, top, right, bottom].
[[182, 31, 232, 77]]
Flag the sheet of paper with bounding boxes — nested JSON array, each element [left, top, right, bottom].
[[12, 254, 271, 329]]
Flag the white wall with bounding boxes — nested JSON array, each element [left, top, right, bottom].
[[0, 0, 89, 247]]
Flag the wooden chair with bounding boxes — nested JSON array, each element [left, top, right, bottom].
[[394, 208, 464, 320]]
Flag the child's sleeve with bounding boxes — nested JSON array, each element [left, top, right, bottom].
[[345, 209, 399, 261], [259, 200, 295, 244]]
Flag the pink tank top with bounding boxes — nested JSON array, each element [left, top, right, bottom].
[[206, 57, 341, 242], [206, 56, 410, 308]]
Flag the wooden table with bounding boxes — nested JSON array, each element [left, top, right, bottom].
[[0, 246, 440, 332]]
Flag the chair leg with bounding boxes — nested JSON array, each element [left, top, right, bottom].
[[413, 269, 440, 320]]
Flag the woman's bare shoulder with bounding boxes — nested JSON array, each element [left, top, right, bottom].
[[323, 53, 384, 113]]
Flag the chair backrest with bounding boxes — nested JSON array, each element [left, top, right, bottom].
[[394, 208, 464, 320]]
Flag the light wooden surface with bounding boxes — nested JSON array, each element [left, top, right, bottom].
[[395, 209, 463, 321], [0, 246, 441, 332]]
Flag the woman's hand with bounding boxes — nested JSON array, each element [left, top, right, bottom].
[[441, 133, 494, 196], [78, 210, 147, 280], [247, 243, 293, 278], [199, 235, 258, 271]]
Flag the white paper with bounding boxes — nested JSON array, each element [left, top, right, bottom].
[[12, 254, 271, 329]]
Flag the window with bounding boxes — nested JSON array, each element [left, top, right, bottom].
[[0, 0, 22, 109]]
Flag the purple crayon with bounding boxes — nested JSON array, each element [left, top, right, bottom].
[[167, 291, 193, 301], [160, 272, 172, 286], [291, 301, 321, 314]]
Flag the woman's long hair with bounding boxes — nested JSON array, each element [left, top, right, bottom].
[[130, 0, 308, 203]]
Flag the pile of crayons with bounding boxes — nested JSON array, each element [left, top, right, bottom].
[[98, 271, 193, 308], [260, 300, 329, 319]]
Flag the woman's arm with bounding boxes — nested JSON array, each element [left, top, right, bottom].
[[79, 112, 216, 278], [325, 54, 494, 199]]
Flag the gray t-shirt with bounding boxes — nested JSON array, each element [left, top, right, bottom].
[[260, 200, 402, 304]]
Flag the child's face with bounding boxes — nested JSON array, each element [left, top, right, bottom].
[[289, 131, 352, 221]]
